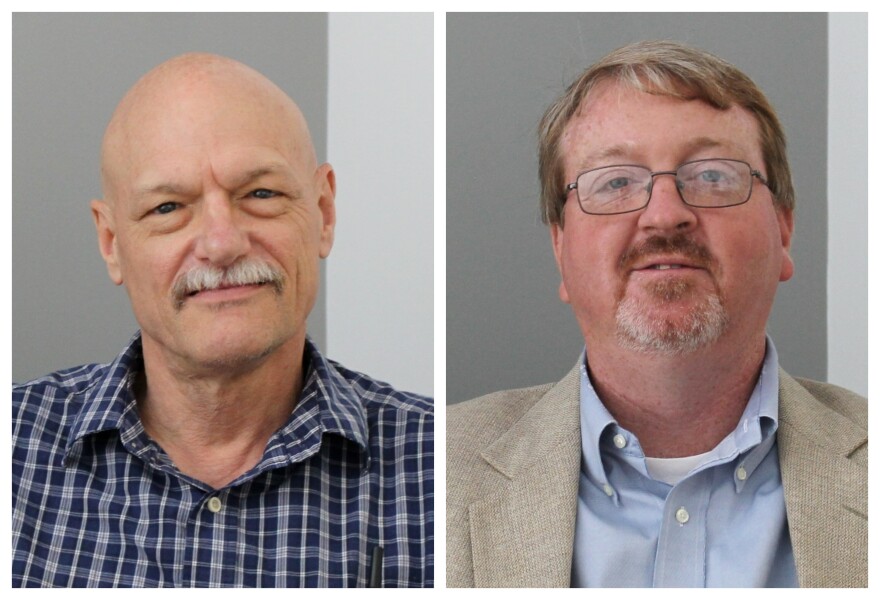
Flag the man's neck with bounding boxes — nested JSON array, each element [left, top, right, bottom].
[[136, 336, 306, 489], [585, 332, 767, 458]]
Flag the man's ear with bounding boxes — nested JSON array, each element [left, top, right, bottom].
[[776, 207, 794, 282], [315, 163, 336, 259], [90, 200, 124, 285], [550, 220, 571, 304]]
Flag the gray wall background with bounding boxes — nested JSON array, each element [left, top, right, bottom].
[[447, 13, 857, 404]]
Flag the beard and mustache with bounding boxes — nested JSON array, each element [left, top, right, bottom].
[[613, 233, 729, 355]]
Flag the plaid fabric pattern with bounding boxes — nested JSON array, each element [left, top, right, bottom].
[[12, 333, 434, 587]]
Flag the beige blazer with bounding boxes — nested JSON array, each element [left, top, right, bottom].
[[446, 365, 867, 588]]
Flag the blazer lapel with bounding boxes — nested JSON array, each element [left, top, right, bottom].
[[777, 370, 868, 587], [468, 365, 582, 587]]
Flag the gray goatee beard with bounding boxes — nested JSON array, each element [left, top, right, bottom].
[[615, 277, 729, 355]]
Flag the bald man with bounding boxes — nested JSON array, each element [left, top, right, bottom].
[[12, 54, 434, 588]]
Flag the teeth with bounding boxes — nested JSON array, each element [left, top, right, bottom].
[[652, 264, 682, 270]]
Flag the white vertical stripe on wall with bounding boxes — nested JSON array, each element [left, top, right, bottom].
[[827, 13, 868, 397], [326, 14, 434, 396]]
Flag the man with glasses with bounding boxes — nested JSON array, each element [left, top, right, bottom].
[[447, 41, 866, 588]]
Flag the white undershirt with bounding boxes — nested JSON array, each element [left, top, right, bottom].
[[644, 449, 717, 486]]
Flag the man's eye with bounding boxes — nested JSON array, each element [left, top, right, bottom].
[[594, 176, 635, 195], [153, 202, 179, 215], [699, 170, 724, 183], [606, 177, 631, 190], [250, 188, 278, 199]]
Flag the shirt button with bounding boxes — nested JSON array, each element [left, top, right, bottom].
[[675, 507, 690, 524], [603, 483, 614, 497], [612, 434, 627, 449], [736, 466, 748, 481], [207, 497, 223, 513]]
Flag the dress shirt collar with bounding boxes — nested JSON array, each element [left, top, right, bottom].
[[64, 332, 370, 470], [578, 337, 781, 494]]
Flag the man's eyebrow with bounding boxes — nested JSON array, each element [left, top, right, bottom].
[[230, 165, 291, 188], [579, 137, 740, 170], [133, 182, 190, 198], [583, 144, 636, 166], [679, 136, 729, 156], [133, 165, 294, 198]]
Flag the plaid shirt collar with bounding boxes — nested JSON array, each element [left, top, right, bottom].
[[63, 332, 370, 481]]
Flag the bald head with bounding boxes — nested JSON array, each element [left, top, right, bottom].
[[101, 53, 316, 204]]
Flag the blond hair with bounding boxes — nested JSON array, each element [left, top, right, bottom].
[[538, 40, 794, 225]]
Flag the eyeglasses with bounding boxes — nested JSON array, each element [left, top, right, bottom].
[[564, 158, 769, 216]]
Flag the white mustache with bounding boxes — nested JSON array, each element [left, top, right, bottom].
[[172, 259, 284, 305]]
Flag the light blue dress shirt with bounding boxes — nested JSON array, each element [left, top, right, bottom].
[[571, 338, 798, 587]]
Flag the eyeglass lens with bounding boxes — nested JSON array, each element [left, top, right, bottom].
[[576, 159, 754, 215]]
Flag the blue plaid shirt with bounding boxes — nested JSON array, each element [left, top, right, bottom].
[[12, 333, 434, 587]]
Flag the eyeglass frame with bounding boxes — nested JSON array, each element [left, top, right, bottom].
[[563, 158, 771, 216]]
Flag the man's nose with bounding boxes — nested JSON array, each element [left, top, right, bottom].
[[193, 195, 251, 266], [637, 173, 698, 233]]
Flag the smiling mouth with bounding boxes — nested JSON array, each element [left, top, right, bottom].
[[187, 281, 266, 296], [619, 233, 715, 276], [644, 263, 707, 272], [635, 262, 703, 272]]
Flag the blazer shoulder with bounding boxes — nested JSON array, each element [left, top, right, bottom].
[[448, 383, 554, 449], [791, 376, 867, 430]]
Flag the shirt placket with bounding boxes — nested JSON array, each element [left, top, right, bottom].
[[652, 471, 712, 587], [186, 488, 239, 587]]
